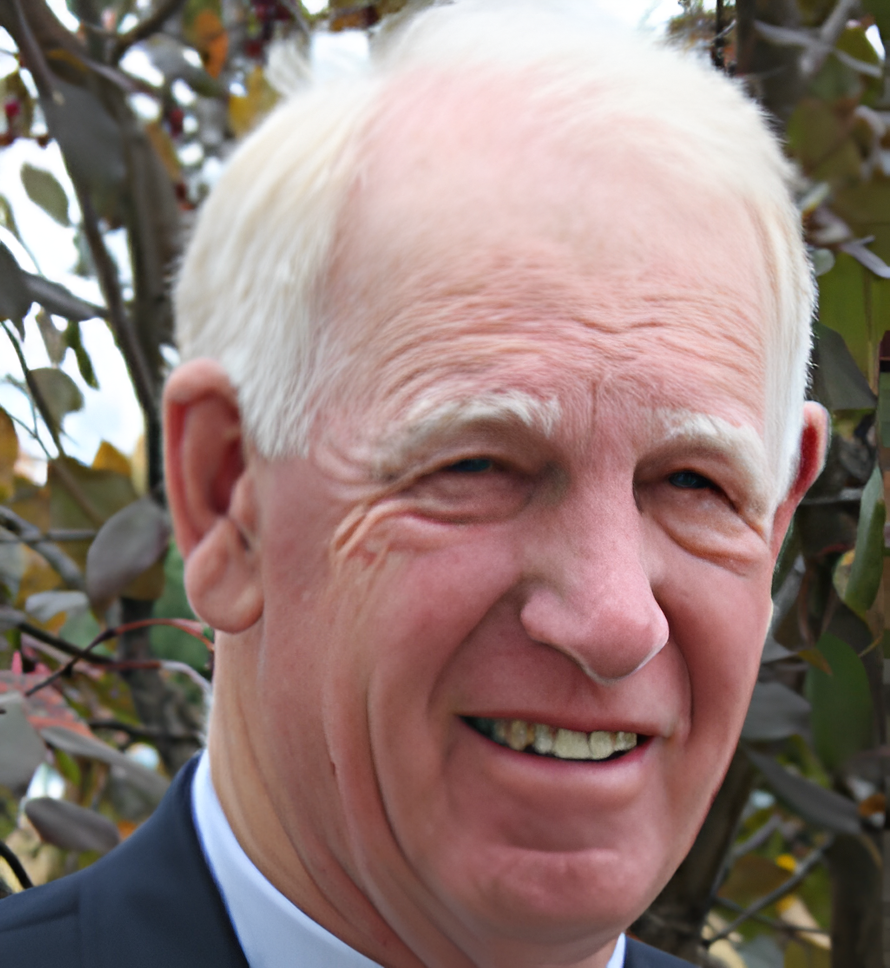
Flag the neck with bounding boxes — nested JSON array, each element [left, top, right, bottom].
[[208, 641, 426, 968]]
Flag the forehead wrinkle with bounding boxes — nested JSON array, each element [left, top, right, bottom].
[[654, 409, 775, 517]]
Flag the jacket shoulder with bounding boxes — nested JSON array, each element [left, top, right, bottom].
[[625, 937, 697, 967], [0, 874, 81, 968], [0, 756, 247, 968]]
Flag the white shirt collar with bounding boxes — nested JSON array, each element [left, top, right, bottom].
[[191, 751, 626, 968]]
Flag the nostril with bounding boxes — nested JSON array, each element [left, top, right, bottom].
[[573, 629, 669, 686], [520, 590, 669, 686]]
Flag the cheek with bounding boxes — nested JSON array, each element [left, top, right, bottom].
[[666, 565, 771, 749]]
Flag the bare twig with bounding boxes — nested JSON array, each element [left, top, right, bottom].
[[713, 897, 830, 937], [801, 0, 859, 80], [24, 618, 212, 696], [0, 0, 58, 100], [712, 0, 725, 71], [707, 839, 834, 944], [0, 840, 32, 891], [19, 621, 113, 665], [730, 813, 784, 860], [0, 528, 96, 543], [1, 320, 65, 456], [0, 507, 84, 590], [4, 404, 53, 460], [75, 186, 159, 430], [110, 0, 188, 63], [280, 0, 312, 37], [88, 718, 202, 743]]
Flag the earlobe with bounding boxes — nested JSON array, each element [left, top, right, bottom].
[[163, 360, 264, 632], [769, 401, 829, 558]]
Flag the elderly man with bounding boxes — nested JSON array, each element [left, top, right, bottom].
[[1, 2, 826, 967]]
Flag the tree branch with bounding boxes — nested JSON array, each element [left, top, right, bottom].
[[0, 840, 32, 891], [19, 621, 113, 665], [88, 718, 202, 743], [110, 0, 189, 63], [0, 0, 57, 100], [75, 185, 159, 430], [0, 528, 96, 543], [800, 0, 859, 80], [707, 839, 834, 944], [1, 320, 65, 457], [0, 507, 84, 590]]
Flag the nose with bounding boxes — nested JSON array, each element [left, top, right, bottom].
[[519, 486, 669, 685]]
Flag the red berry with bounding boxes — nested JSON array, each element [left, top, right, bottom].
[[167, 106, 184, 137], [244, 37, 265, 58], [4, 97, 20, 122]]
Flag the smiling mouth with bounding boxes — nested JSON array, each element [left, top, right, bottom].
[[465, 717, 641, 762]]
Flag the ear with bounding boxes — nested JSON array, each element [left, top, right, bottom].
[[163, 359, 263, 633], [769, 401, 830, 559]]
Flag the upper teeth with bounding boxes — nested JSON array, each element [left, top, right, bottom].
[[471, 718, 638, 761]]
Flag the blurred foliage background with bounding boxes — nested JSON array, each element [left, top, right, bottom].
[[0, 1, 888, 967]]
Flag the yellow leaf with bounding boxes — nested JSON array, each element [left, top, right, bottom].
[[92, 441, 131, 478], [0, 407, 18, 501], [718, 854, 792, 908], [776, 853, 797, 873], [130, 436, 147, 496], [144, 122, 181, 182], [15, 547, 63, 608], [797, 648, 834, 675], [120, 556, 167, 602], [229, 67, 279, 139], [190, 9, 228, 79]]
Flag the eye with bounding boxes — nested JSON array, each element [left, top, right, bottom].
[[669, 470, 714, 490], [443, 457, 495, 474]]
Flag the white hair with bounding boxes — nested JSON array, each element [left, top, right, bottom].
[[175, 0, 814, 497]]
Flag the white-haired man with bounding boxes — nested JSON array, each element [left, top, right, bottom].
[[1, 3, 827, 967]]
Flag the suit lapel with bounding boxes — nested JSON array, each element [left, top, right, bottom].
[[79, 756, 249, 968]]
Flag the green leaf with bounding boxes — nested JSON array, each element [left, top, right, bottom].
[[742, 681, 811, 742], [879, 373, 890, 450], [85, 497, 171, 607], [20, 164, 70, 227], [0, 195, 22, 241], [0, 692, 47, 798], [817, 252, 876, 381], [40, 78, 125, 220], [40, 725, 168, 803], [64, 320, 99, 389], [36, 308, 66, 366], [29, 367, 84, 435], [746, 748, 861, 834], [805, 632, 874, 773], [25, 797, 120, 854], [24, 273, 104, 322], [862, 0, 890, 41], [787, 99, 862, 186], [842, 465, 885, 615], [0, 242, 32, 322], [811, 323, 876, 411]]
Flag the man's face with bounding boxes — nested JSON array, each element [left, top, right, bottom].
[[232, 86, 785, 966]]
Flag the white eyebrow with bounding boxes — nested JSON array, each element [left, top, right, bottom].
[[366, 391, 562, 478], [655, 409, 775, 516], [405, 391, 562, 437]]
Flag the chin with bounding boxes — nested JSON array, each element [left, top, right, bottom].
[[439, 842, 667, 953]]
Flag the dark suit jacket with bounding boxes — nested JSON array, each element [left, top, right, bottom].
[[0, 757, 692, 967]]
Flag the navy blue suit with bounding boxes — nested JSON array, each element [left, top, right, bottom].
[[0, 758, 691, 967]]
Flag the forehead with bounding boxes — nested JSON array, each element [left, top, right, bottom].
[[319, 71, 770, 440]]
